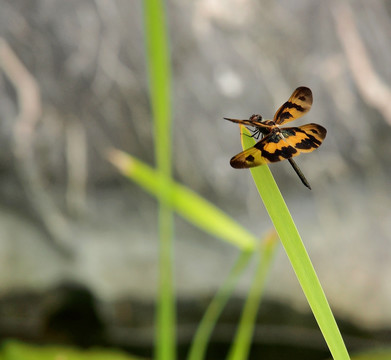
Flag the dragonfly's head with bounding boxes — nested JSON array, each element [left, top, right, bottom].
[[249, 114, 262, 122]]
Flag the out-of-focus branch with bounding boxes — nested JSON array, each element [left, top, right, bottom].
[[332, 2, 391, 126], [0, 41, 41, 142], [65, 117, 87, 217], [0, 38, 74, 257]]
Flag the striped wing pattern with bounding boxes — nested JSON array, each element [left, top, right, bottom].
[[273, 87, 313, 125], [230, 124, 326, 168]]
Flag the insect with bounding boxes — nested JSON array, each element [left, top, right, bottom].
[[225, 87, 327, 189]]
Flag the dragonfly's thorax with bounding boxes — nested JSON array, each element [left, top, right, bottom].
[[268, 127, 285, 143], [256, 120, 279, 137], [261, 119, 275, 127]]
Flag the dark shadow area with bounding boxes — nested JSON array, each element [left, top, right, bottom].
[[0, 284, 389, 359]]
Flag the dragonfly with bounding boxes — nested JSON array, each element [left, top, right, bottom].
[[225, 87, 327, 189]]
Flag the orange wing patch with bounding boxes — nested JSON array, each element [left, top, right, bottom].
[[273, 87, 313, 125], [280, 123, 327, 153], [230, 132, 298, 168]]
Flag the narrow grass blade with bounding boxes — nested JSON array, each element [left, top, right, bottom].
[[142, 1, 174, 359], [187, 250, 254, 360], [239, 125, 350, 360], [108, 150, 257, 251], [227, 230, 279, 360]]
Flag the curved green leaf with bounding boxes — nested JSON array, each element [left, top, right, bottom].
[[239, 125, 349, 360], [108, 150, 257, 251]]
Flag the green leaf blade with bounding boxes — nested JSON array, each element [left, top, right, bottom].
[[143, 1, 174, 359], [108, 150, 257, 251], [227, 231, 279, 360], [187, 250, 254, 360], [239, 125, 350, 360]]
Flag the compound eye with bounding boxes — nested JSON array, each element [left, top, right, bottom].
[[249, 114, 262, 121]]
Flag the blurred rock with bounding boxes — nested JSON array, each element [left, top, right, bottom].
[[0, 0, 390, 335]]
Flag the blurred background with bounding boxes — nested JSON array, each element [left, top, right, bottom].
[[0, 0, 391, 359]]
